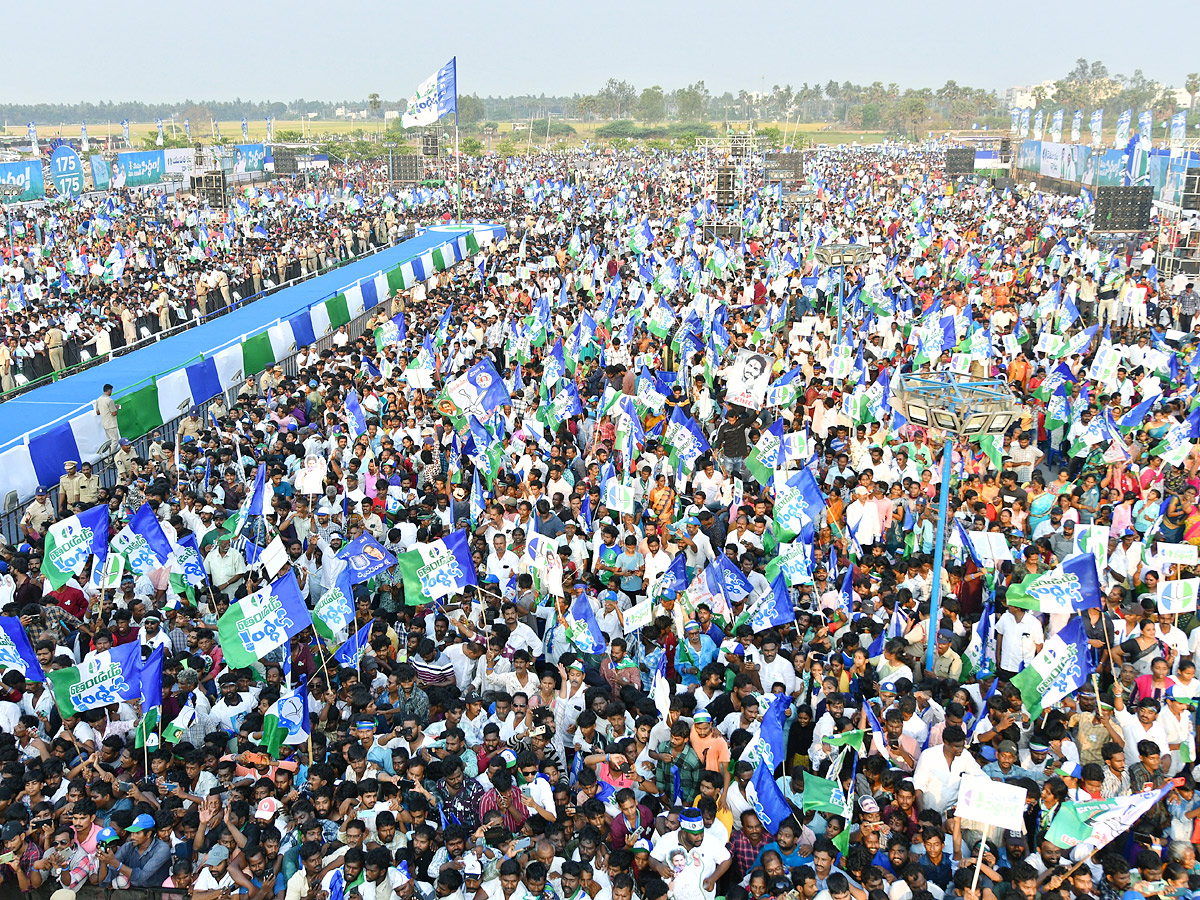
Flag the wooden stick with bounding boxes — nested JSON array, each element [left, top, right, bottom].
[[969, 826, 988, 893]]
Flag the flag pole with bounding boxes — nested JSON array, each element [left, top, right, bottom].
[[454, 57, 461, 225]]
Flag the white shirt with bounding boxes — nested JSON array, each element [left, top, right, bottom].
[[912, 746, 984, 814], [994, 611, 1044, 672]]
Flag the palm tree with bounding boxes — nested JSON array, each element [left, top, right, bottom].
[[368, 92, 381, 116], [1188, 73, 1200, 110]]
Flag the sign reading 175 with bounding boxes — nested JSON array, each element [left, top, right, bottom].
[[50, 146, 84, 197]]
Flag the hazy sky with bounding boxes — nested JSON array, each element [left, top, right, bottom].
[[16, 0, 1199, 104]]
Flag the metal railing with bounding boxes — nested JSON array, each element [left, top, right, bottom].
[[0, 242, 397, 545], [0, 225, 418, 404]]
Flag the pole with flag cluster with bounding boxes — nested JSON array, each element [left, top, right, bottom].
[[402, 57, 459, 222]]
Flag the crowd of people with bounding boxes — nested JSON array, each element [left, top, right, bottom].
[[3, 140, 1200, 900], [0, 162, 430, 392]]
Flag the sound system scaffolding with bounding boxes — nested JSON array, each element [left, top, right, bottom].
[[1155, 138, 1200, 281], [698, 130, 766, 246]]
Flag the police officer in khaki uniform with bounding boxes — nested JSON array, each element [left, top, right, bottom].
[[114, 439, 138, 484], [77, 462, 100, 506], [58, 461, 84, 515], [45, 325, 66, 372]]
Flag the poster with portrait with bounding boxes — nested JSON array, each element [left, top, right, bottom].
[[724, 350, 773, 409], [297, 454, 328, 495]]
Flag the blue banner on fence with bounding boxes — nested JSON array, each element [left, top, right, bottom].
[[234, 143, 266, 174], [90, 155, 112, 191], [116, 150, 165, 187], [0, 160, 45, 202]]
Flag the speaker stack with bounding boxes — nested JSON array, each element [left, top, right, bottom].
[[190, 171, 228, 208], [273, 147, 297, 175], [1093, 186, 1154, 232], [715, 166, 736, 209], [422, 131, 440, 158], [1182, 173, 1200, 212], [393, 154, 423, 184], [944, 149, 976, 176]]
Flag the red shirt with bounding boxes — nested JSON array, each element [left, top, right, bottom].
[[54, 586, 88, 620]]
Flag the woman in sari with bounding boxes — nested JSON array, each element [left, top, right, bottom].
[[1026, 476, 1054, 536], [1163, 485, 1196, 543]]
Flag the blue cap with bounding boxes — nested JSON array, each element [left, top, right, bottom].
[[97, 826, 119, 843], [128, 812, 157, 832], [693, 709, 712, 723], [603, 590, 619, 603], [680, 808, 704, 832]]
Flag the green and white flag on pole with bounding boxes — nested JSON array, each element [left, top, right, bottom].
[[1010, 618, 1093, 719], [216, 571, 312, 668], [46, 641, 142, 719], [41, 505, 109, 591], [746, 420, 785, 487], [1046, 785, 1173, 853], [162, 698, 195, 745], [312, 568, 355, 642]]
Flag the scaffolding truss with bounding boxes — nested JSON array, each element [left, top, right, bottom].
[[1155, 138, 1200, 283]]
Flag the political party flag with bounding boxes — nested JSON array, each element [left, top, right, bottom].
[[658, 553, 689, 597], [1047, 785, 1174, 853], [396, 531, 478, 604], [312, 566, 356, 641], [162, 697, 195, 745], [711, 555, 754, 607], [1045, 382, 1071, 433], [401, 58, 457, 128], [437, 358, 511, 427], [802, 771, 851, 815], [135, 645, 164, 749], [542, 338, 565, 389], [1011, 616, 1094, 718], [216, 571, 312, 668], [41, 505, 109, 590], [748, 737, 792, 832], [334, 620, 373, 668], [825, 729, 867, 753], [746, 419, 785, 486], [129, 503, 174, 569], [0, 616, 45, 681], [172, 533, 208, 589], [262, 677, 310, 757], [764, 541, 813, 588], [1006, 553, 1101, 614], [650, 656, 671, 719], [345, 390, 368, 437], [234, 464, 267, 544], [47, 641, 142, 719], [567, 593, 607, 654], [961, 600, 994, 680], [1158, 578, 1200, 615], [337, 534, 399, 584], [741, 572, 795, 633]]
